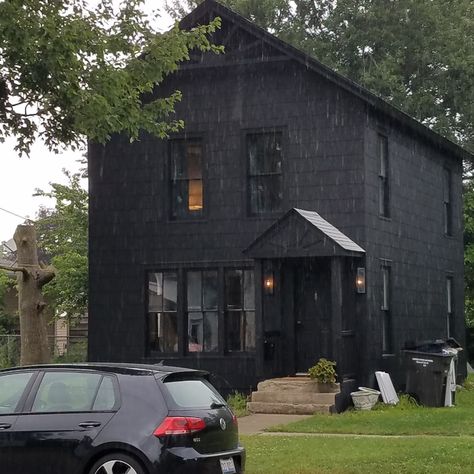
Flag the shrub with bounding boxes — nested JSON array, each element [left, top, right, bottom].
[[308, 358, 337, 383], [227, 391, 249, 417]]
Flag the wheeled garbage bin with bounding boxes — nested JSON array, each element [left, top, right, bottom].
[[404, 348, 454, 407]]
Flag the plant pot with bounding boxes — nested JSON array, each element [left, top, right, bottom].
[[351, 388, 380, 410]]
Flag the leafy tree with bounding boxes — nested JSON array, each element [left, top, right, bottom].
[[0, 0, 222, 155], [35, 171, 88, 324], [0, 272, 16, 334]]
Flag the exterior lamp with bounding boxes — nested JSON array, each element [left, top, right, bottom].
[[263, 272, 274, 295], [356, 267, 366, 293]]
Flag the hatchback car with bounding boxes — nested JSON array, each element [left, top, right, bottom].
[[0, 363, 245, 473]]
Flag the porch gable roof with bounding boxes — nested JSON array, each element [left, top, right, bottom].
[[244, 208, 365, 259]]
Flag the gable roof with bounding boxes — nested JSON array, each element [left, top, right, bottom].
[[181, 0, 471, 163], [244, 208, 365, 259]]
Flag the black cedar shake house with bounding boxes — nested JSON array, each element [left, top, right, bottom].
[[88, 0, 470, 394]]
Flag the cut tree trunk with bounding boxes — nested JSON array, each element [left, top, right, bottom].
[[10, 225, 55, 364]]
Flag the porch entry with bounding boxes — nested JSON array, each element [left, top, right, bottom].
[[244, 208, 366, 379]]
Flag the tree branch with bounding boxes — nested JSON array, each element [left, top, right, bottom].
[[35, 268, 56, 288], [0, 264, 28, 276]]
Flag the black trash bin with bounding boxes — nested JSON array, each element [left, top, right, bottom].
[[404, 342, 454, 407]]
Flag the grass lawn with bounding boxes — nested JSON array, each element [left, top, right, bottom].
[[266, 377, 474, 436], [241, 435, 474, 474], [240, 376, 474, 473]]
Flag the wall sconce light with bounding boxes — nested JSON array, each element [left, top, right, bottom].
[[263, 272, 274, 295], [356, 267, 366, 293]]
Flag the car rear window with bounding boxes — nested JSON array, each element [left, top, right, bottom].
[[163, 378, 226, 409]]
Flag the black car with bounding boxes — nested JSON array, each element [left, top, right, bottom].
[[0, 363, 245, 474]]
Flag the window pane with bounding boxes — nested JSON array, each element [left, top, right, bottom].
[[188, 311, 203, 352], [244, 270, 255, 310], [188, 179, 203, 211], [225, 270, 242, 309], [32, 372, 102, 413], [245, 311, 256, 351], [170, 141, 186, 179], [92, 376, 116, 411], [148, 273, 163, 312], [170, 180, 188, 219], [203, 271, 218, 310], [248, 133, 282, 174], [249, 175, 282, 214], [447, 278, 453, 314], [163, 272, 177, 311], [226, 311, 242, 352], [382, 267, 390, 310], [204, 312, 219, 352], [187, 143, 202, 179], [187, 272, 202, 311], [149, 312, 178, 353], [0, 372, 33, 414]]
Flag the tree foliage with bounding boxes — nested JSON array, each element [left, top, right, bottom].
[[0, 272, 15, 334], [167, 0, 474, 155], [0, 0, 222, 155], [35, 171, 88, 323]]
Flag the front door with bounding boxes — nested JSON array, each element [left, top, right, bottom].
[[294, 259, 331, 373]]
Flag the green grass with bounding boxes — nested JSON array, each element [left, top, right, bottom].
[[240, 377, 474, 473], [241, 435, 474, 474], [267, 376, 474, 436]]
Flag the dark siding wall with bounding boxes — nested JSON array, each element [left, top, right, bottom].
[[88, 59, 367, 389], [362, 111, 465, 386]]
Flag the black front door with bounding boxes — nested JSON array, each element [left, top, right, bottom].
[[294, 259, 331, 373]]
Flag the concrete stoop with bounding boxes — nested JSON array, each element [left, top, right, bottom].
[[247, 377, 340, 415]]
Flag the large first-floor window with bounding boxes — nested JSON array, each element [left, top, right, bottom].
[[147, 266, 256, 355]]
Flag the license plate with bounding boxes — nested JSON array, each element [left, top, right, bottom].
[[220, 458, 236, 474]]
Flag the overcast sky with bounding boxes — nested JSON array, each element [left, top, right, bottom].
[[0, 2, 174, 244]]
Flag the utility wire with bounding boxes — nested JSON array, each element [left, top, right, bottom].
[[0, 206, 35, 222]]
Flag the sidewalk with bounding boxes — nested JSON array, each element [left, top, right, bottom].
[[237, 413, 311, 435]]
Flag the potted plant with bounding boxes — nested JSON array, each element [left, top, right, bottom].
[[307, 358, 338, 392]]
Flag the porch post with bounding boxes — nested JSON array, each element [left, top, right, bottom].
[[331, 257, 343, 364]]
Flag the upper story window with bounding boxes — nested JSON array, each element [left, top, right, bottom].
[[247, 132, 283, 215], [169, 139, 203, 220], [378, 134, 390, 218], [443, 168, 452, 236]]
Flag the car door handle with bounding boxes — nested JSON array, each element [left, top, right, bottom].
[[0, 423, 12, 430], [78, 422, 102, 429]]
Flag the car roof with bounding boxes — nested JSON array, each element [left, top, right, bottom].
[[0, 362, 208, 377]]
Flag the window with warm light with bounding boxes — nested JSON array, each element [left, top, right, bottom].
[[170, 139, 204, 219]]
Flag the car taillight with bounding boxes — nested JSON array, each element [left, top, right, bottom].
[[232, 414, 238, 426], [153, 417, 206, 437]]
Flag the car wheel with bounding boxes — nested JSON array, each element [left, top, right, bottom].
[[89, 453, 145, 474]]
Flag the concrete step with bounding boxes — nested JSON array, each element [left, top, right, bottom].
[[251, 390, 337, 405], [257, 377, 340, 394], [247, 401, 332, 415]]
